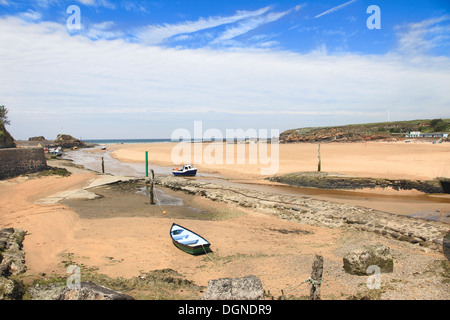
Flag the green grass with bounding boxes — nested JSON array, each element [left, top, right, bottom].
[[23, 167, 71, 178]]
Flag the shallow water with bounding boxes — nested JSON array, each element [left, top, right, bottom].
[[63, 147, 217, 178], [137, 187, 183, 206]]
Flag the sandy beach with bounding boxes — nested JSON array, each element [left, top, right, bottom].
[[1, 140, 449, 300], [109, 141, 450, 181]]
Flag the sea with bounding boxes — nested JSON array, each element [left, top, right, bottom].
[[84, 139, 172, 145]]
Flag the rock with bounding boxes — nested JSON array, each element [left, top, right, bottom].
[[56, 281, 134, 300], [0, 228, 27, 277], [202, 275, 264, 300], [343, 243, 394, 276], [55, 134, 87, 149], [27, 284, 65, 300], [0, 122, 15, 149], [0, 277, 25, 300], [28, 136, 46, 141]]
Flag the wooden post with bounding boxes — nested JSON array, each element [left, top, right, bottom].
[[317, 144, 321, 172], [146, 169, 155, 205], [101, 157, 105, 174], [150, 169, 155, 205], [145, 151, 149, 178], [309, 255, 323, 300]]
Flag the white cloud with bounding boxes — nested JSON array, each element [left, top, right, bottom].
[[75, 0, 115, 9], [212, 9, 292, 44], [315, 0, 357, 19], [83, 21, 124, 40], [1, 15, 449, 139], [395, 15, 450, 56], [19, 10, 42, 22], [133, 6, 271, 45]]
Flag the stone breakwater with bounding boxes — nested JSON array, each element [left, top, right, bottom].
[[155, 177, 449, 253]]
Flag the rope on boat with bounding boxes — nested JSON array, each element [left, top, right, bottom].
[[201, 244, 218, 265]]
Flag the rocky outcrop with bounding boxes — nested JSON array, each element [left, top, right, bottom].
[[202, 275, 264, 300], [156, 176, 449, 252], [55, 134, 88, 149], [0, 122, 16, 149], [28, 136, 46, 142], [343, 243, 394, 276], [0, 228, 27, 300]]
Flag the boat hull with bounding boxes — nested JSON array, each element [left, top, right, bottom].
[[170, 223, 211, 255], [172, 169, 197, 177], [172, 240, 211, 255]]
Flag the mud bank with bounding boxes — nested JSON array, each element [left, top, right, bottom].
[[268, 172, 448, 194]]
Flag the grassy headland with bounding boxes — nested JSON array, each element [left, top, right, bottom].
[[280, 119, 450, 143]]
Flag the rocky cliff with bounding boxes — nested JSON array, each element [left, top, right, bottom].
[[0, 122, 16, 149]]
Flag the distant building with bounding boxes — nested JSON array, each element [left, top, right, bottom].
[[406, 131, 448, 138]]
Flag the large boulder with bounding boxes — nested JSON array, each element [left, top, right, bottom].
[[202, 275, 264, 300], [343, 243, 394, 276], [0, 122, 16, 149], [55, 134, 87, 149]]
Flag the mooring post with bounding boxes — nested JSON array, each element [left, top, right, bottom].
[[146, 169, 156, 205], [150, 169, 155, 205], [145, 151, 149, 178], [101, 157, 105, 174], [317, 144, 321, 172], [309, 255, 323, 300]]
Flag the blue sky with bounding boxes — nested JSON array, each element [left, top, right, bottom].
[[1, 0, 450, 139]]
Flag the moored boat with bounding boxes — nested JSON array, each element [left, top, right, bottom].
[[172, 164, 197, 177], [170, 223, 211, 255]]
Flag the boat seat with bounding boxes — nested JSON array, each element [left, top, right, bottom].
[[172, 235, 189, 240], [179, 239, 199, 245]]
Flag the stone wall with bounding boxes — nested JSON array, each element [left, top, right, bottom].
[[0, 147, 48, 180]]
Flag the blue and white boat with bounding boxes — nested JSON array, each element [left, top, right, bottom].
[[170, 223, 211, 255], [172, 164, 197, 177]]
